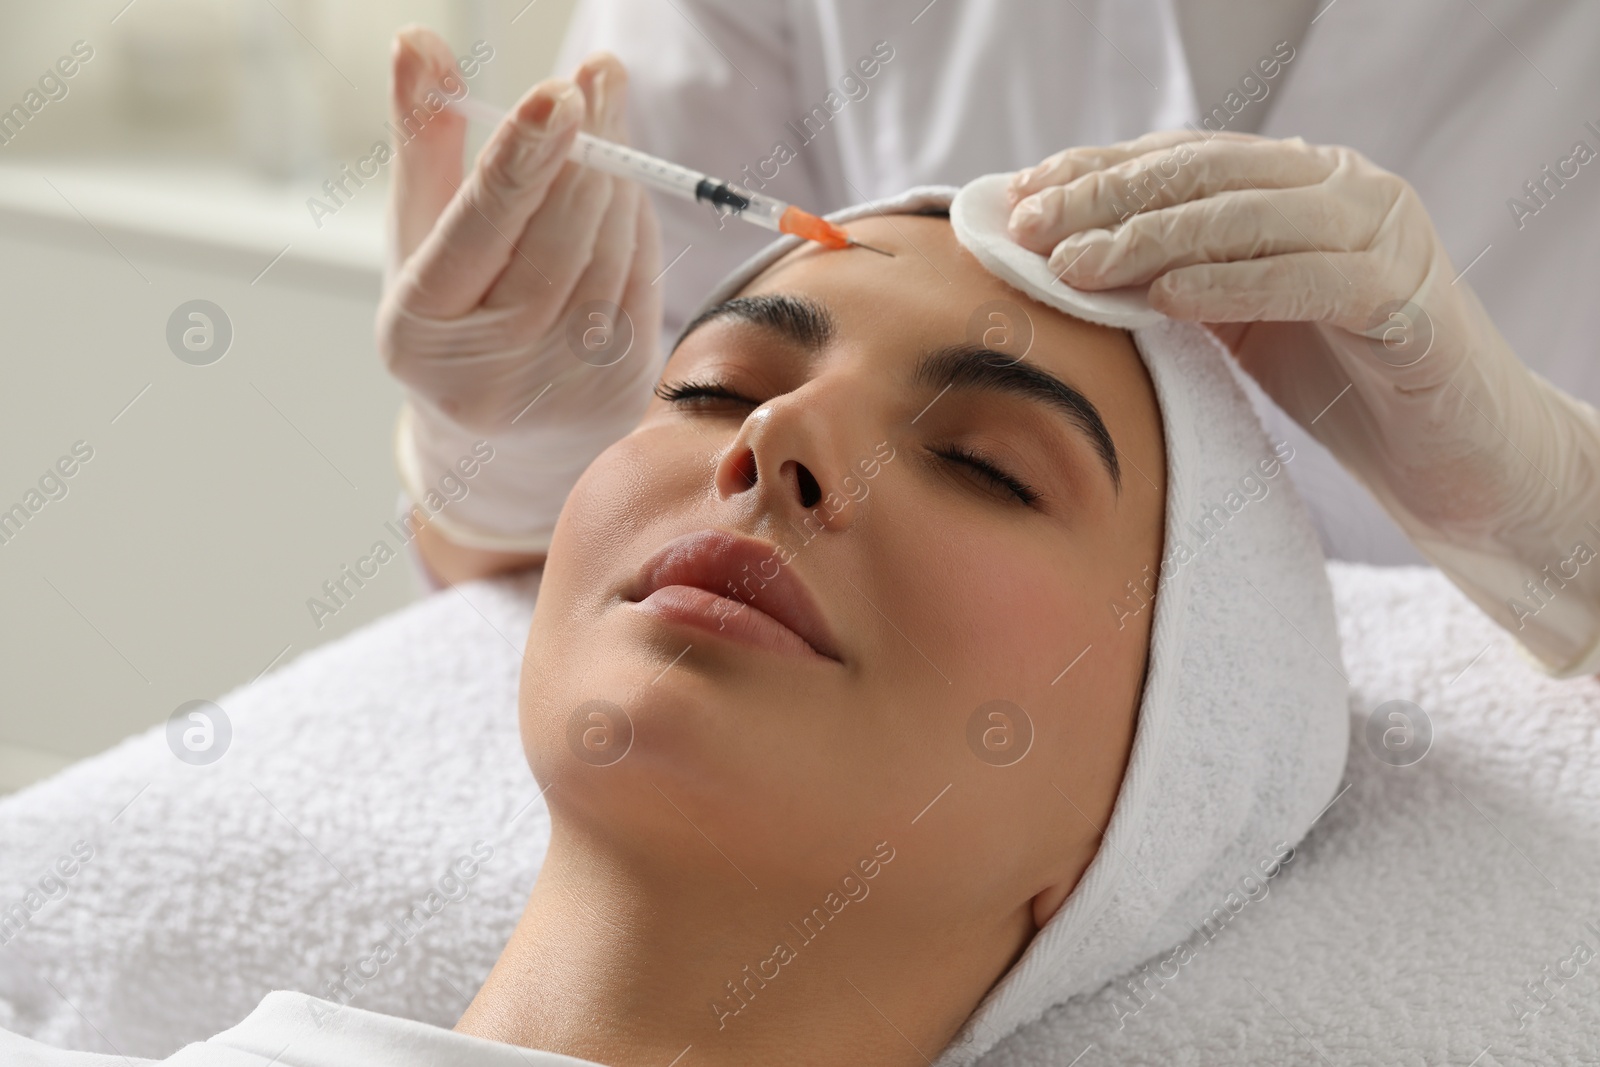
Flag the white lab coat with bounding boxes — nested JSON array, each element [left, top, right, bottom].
[[555, 0, 1600, 566], [0, 991, 601, 1066]]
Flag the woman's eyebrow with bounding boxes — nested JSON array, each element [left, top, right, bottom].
[[913, 344, 1122, 493], [673, 293, 835, 353]]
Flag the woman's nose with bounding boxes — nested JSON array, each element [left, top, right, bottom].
[[714, 399, 863, 533]]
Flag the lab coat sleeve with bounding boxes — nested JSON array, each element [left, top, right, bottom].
[[555, 0, 823, 346]]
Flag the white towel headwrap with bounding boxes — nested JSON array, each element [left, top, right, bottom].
[[691, 178, 1349, 1066]]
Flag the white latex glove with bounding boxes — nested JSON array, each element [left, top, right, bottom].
[[1008, 130, 1600, 677], [377, 29, 661, 554]]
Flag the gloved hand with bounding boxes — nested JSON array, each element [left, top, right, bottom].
[[1007, 130, 1600, 676], [378, 28, 661, 554]]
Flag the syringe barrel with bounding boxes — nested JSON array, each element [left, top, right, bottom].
[[729, 189, 787, 230], [568, 132, 705, 199], [567, 132, 788, 230]]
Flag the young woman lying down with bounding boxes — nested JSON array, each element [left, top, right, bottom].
[[1, 65, 1346, 1067]]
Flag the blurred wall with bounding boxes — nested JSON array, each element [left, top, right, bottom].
[[0, 0, 580, 791]]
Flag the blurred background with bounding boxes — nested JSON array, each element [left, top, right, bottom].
[[0, 0, 579, 792]]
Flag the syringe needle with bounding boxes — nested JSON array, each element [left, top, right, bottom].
[[847, 238, 895, 257]]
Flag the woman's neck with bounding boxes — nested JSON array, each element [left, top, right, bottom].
[[455, 822, 1026, 1067]]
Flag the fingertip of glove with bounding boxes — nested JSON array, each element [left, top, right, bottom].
[[518, 83, 581, 130], [1006, 167, 1039, 203]]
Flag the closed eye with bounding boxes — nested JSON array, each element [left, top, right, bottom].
[[931, 445, 1040, 507], [653, 378, 760, 409]]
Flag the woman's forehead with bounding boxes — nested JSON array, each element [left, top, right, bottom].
[[732, 213, 1161, 444], [740, 215, 1130, 356]]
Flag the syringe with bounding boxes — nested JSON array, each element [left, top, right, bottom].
[[446, 95, 892, 256]]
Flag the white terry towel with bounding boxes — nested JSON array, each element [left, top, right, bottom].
[[0, 572, 554, 1057], [1, 565, 1597, 1062], [691, 179, 1351, 1065]]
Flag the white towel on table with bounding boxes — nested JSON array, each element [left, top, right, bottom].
[[2, 564, 1597, 1062]]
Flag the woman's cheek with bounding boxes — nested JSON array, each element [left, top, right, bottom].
[[939, 548, 1087, 686], [556, 432, 683, 582]]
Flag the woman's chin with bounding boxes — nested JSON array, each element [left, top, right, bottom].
[[517, 672, 726, 799]]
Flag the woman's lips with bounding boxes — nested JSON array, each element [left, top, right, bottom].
[[624, 530, 842, 663], [632, 584, 829, 661]]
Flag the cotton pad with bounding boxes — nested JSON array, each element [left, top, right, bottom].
[[949, 172, 1166, 330]]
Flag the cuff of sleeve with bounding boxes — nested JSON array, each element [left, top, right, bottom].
[[1536, 624, 1600, 679], [393, 403, 555, 555]]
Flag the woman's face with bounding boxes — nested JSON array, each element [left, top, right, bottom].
[[521, 212, 1164, 949]]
